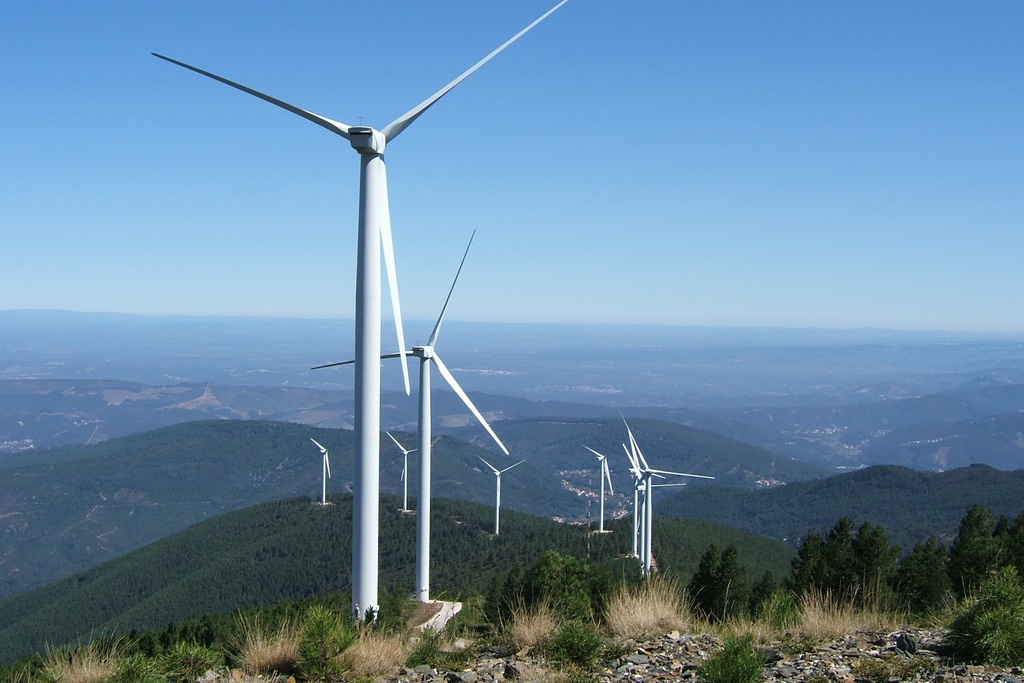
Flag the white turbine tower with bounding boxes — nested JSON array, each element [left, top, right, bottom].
[[386, 431, 417, 513], [153, 0, 569, 620], [622, 419, 714, 577], [476, 455, 524, 536], [310, 438, 331, 506], [583, 446, 614, 533], [315, 232, 509, 603]]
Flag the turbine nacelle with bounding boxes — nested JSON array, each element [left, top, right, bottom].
[[412, 345, 435, 360], [348, 127, 386, 154]]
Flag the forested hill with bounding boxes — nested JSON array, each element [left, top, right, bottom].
[[0, 493, 794, 663], [0, 416, 819, 601], [659, 463, 1024, 549]]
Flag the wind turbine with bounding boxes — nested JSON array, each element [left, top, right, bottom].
[[153, 0, 569, 619], [583, 446, 614, 533], [310, 438, 331, 506], [622, 419, 714, 577], [477, 455, 525, 536], [386, 431, 417, 513], [315, 232, 509, 602]]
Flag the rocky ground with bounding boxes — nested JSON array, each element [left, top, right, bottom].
[[203, 627, 1021, 683], [386, 628, 1020, 683]]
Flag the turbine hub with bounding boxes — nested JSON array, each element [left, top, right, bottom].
[[348, 127, 386, 155], [412, 345, 433, 359]]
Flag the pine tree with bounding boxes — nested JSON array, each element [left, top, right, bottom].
[[822, 518, 857, 597], [689, 544, 721, 620], [896, 536, 950, 614], [948, 504, 1001, 597], [716, 544, 749, 620], [851, 521, 900, 604]]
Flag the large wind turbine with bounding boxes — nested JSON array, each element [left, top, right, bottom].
[[153, 0, 569, 619], [477, 455, 525, 536], [622, 420, 714, 577], [386, 431, 417, 513], [316, 232, 509, 603], [310, 438, 332, 506], [583, 446, 614, 533]]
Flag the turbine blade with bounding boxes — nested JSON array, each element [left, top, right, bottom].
[[381, 0, 570, 142], [621, 420, 652, 471], [386, 431, 406, 453], [583, 445, 606, 460], [433, 353, 509, 455], [500, 459, 525, 474], [379, 212, 411, 396], [621, 442, 640, 475], [310, 437, 327, 454], [311, 359, 355, 370], [428, 230, 475, 347], [325, 453, 331, 478], [477, 454, 499, 474], [648, 468, 715, 480], [152, 53, 351, 139], [604, 460, 614, 495], [312, 351, 405, 370]]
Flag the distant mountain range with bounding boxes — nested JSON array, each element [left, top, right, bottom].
[[4, 371, 1024, 472]]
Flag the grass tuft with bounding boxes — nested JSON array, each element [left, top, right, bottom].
[[603, 576, 691, 639], [229, 612, 301, 676], [797, 588, 900, 640], [42, 639, 121, 683], [340, 630, 410, 679], [509, 603, 557, 651], [698, 634, 766, 683]]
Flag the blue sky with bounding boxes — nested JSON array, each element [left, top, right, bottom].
[[2, 1, 1022, 334]]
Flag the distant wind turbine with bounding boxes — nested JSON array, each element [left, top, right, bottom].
[[386, 431, 417, 513], [583, 446, 614, 533], [310, 438, 331, 506], [622, 419, 714, 577], [153, 0, 570, 619], [477, 455, 525, 536], [315, 232, 509, 602]]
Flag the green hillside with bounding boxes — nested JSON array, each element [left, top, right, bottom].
[[0, 420, 578, 600], [1, 417, 815, 600], [659, 463, 1024, 549], [0, 493, 793, 662]]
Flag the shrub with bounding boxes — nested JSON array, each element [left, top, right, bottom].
[[852, 654, 935, 683], [406, 628, 475, 672], [298, 605, 355, 682], [110, 653, 160, 683], [949, 566, 1024, 666], [546, 620, 603, 671], [698, 634, 765, 683], [159, 641, 222, 683], [603, 575, 690, 639]]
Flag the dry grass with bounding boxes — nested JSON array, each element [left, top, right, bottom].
[[796, 589, 902, 640], [603, 576, 692, 639], [42, 640, 120, 683], [508, 603, 557, 650], [230, 612, 302, 676], [339, 630, 411, 679]]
